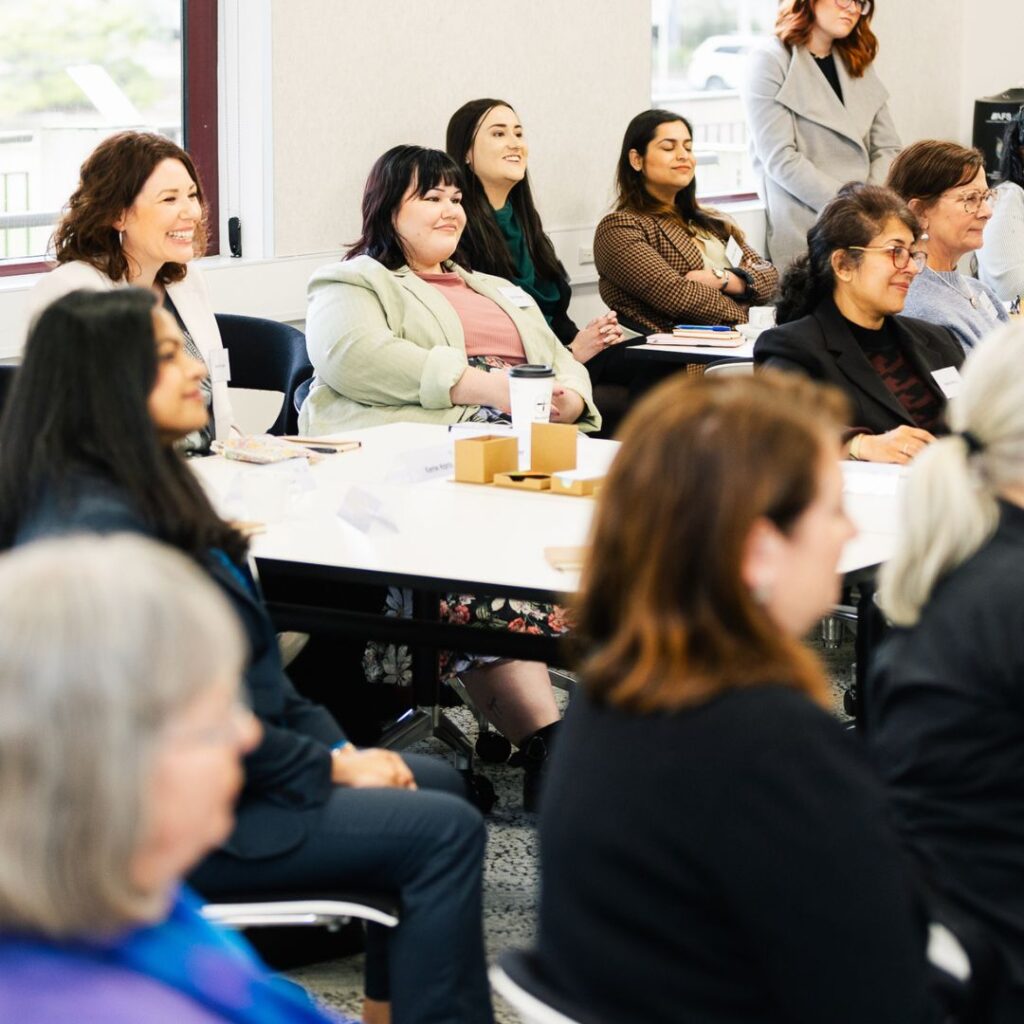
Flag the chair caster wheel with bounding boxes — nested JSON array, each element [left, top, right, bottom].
[[475, 732, 513, 763], [463, 771, 497, 814], [843, 688, 859, 719]]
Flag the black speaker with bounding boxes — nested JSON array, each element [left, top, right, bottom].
[[972, 87, 1024, 184]]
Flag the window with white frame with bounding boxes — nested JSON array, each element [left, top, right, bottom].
[[0, 0, 218, 272], [652, 0, 778, 197]]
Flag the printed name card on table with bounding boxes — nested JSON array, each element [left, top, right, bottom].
[[384, 445, 455, 485], [841, 461, 907, 497]]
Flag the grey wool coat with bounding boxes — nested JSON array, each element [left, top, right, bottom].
[[742, 38, 902, 273]]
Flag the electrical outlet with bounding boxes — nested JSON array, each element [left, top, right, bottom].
[[578, 246, 594, 265]]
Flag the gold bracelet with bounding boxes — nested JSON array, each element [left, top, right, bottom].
[[849, 433, 864, 461]]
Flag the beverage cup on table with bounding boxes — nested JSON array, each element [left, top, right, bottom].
[[509, 364, 555, 468]]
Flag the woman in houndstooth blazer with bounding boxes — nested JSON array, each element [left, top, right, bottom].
[[594, 109, 778, 335]]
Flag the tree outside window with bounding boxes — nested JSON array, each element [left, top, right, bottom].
[[0, 0, 182, 263]]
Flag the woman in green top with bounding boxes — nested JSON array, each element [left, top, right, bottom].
[[446, 99, 633, 389]]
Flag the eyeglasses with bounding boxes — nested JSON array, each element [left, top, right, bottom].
[[846, 245, 927, 271], [166, 700, 257, 749], [834, 0, 872, 14], [948, 189, 999, 215]]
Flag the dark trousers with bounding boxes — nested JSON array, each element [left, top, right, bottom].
[[191, 754, 493, 1024]]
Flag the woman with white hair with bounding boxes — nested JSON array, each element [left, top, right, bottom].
[[0, 535, 348, 1022], [0, 288, 493, 1024], [869, 321, 1024, 1022]]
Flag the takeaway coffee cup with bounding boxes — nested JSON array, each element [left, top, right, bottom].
[[509, 364, 555, 468]]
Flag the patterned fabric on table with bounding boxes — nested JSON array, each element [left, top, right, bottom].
[[363, 356, 570, 686]]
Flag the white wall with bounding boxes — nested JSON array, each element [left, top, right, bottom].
[[270, 0, 650, 262], [873, 0, 1023, 147]]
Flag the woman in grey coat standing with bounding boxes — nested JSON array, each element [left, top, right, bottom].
[[742, 0, 901, 273]]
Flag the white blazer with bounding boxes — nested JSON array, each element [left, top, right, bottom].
[[742, 38, 902, 272], [26, 261, 233, 440]]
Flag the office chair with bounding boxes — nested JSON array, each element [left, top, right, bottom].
[[215, 314, 312, 435], [703, 359, 754, 376], [490, 949, 597, 1024], [202, 890, 399, 932], [0, 364, 17, 414]]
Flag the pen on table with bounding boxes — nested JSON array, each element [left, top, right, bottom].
[[674, 325, 733, 332]]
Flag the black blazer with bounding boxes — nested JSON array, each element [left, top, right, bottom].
[[867, 502, 1024, 1015], [754, 298, 964, 435], [17, 472, 344, 862]]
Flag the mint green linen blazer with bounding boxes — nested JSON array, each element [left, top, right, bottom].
[[299, 255, 599, 435]]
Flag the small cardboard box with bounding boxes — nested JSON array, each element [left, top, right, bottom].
[[454, 435, 518, 483], [551, 470, 603, 497], [530, 422, 577, 474], [493, 471, 552, 491]]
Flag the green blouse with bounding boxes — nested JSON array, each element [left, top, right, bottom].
[[493, 202, 561, 327]]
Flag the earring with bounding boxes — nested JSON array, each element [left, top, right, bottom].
[[751, 581, 772, 605], [117, 230, 124, 247], [919, 231, 930, 242]]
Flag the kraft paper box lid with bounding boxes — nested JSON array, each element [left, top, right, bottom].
[[530, 422, 577, 474]]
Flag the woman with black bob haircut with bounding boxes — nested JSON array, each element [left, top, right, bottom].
[[301, 146, 597, 807], [0, 289, 494, 1024], [445, 99, 627, 381], [299, 144, 596, 435], [978, 106, 1024, 302], [593, 108, 777, 334], [755, 182, 964, 464]]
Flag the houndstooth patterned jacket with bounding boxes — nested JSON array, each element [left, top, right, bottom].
[[593, 209, 779, 333]]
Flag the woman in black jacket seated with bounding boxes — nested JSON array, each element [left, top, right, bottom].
[[870, 322, 1024, 1023], [0, 289, 493, 1024], [755, 182, 964, 464], [537, 370, 939, 1024]]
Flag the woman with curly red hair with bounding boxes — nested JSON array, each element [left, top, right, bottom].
[[742, 0, 901, 273]]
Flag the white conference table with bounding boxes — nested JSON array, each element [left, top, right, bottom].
[[193, 423, 902, 749], [193, 421, 898, 593]]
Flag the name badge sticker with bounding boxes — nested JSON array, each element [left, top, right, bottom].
[[931, 366, 963, 399], [977, 290, 998, 321], [725, 236, 744, 267], [210, 347, 232, 384], [498, 285, 535, 309]]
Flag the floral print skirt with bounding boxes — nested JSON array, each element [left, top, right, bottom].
[[363, 366, 570, 686], [362, 589, 572, 687]]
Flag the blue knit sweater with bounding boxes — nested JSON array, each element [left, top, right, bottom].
[[902, 266, 1008, 353]]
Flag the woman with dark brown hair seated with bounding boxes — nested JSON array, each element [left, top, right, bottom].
[[535, 371, 940, 1023]]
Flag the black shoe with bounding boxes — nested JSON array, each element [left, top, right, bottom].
[[513, 720, 561, 813]]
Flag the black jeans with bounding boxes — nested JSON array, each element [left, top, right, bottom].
[[191, 754, 493, 1024]]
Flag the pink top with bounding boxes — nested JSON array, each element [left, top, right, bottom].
[[417, 271, 527, 364]]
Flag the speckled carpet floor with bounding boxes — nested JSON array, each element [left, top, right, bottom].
[[288, 632, 857, 1023]]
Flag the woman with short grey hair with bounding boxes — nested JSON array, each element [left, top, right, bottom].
[[869, 322, 1024, 1020], [0, 534, 349, 1022]]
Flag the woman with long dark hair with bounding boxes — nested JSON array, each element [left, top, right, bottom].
[[755, 183, 963, 463], [445, 98, 626, 379], [593, 109, 777, 334], [0, 289, 493, 1024], [978, 107, 1024, 302], [536, 371, 938, 1023], [742, 0, 901, 271]]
